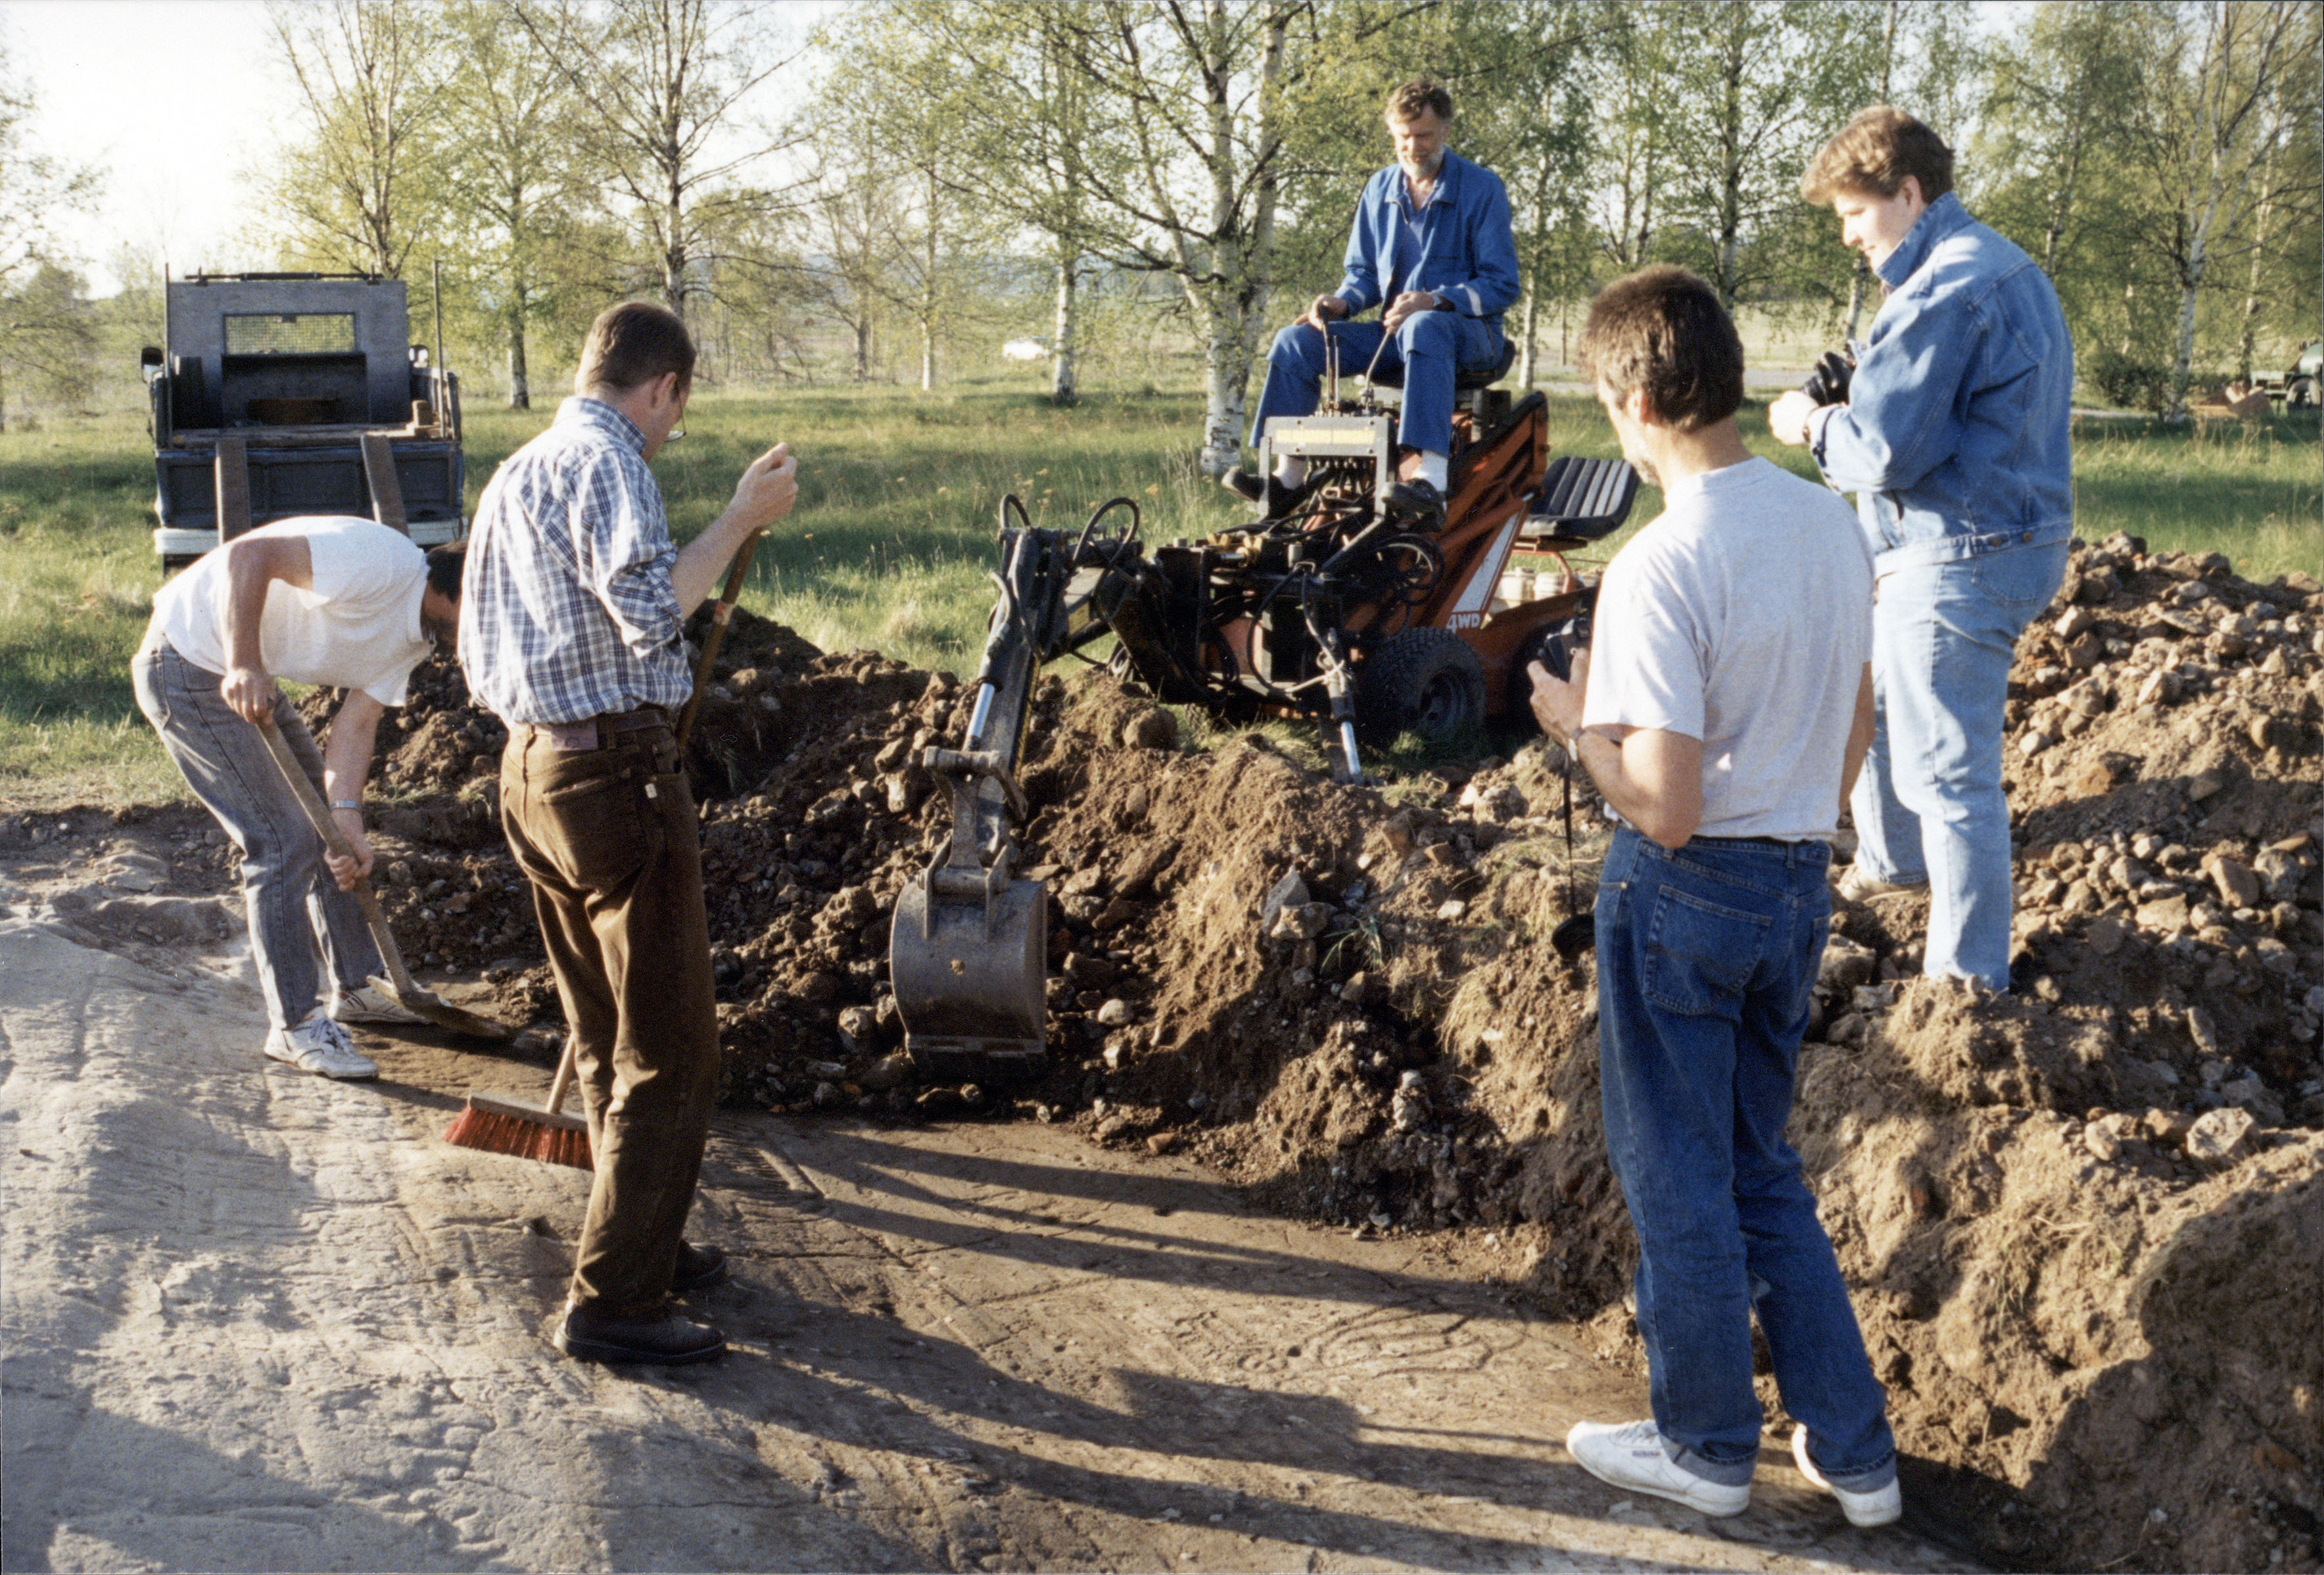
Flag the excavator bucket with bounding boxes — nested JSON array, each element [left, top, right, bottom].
[[890, 869, 1048, 1082]]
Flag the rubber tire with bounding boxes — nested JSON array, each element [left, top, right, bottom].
[[1356, 627, 1487, 749], [2289, 377, 2316, 410]]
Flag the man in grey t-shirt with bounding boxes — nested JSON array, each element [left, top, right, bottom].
[[1527, 266, 1899, 1528]]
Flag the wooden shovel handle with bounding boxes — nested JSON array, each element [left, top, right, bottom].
[[254, 715, 420, 995], [675, 530, 764, 750]]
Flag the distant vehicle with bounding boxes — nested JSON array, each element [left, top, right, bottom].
[[141, 272, 465, 569], [2257, 339, 2321, 410], [1001, 338, 1048, 362]]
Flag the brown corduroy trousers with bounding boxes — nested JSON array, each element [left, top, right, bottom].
[[501, 715, 719, 1319]]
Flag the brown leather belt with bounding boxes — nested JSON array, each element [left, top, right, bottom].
[[523, 706, 672, 753]]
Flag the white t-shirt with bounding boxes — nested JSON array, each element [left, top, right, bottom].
[[153, 517, 435, 707], [1582, 458, 1873, 842]]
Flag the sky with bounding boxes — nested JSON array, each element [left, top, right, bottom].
[[4, 1, 284, 291], [1, 0, 832, 296]]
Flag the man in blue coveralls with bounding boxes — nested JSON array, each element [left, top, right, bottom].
[[1225, 78, 1521, 528]]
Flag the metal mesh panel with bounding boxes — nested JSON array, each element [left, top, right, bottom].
[[224, 313, 358, 355]]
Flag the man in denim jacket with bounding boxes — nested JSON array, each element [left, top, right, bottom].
[[1772, 106, 2074, 991], [1225, 78, 1519, 526]]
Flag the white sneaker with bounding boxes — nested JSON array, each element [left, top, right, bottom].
[[1566, 1419, 1751, 1516], [1832, 863, 1928, 904], [266, 1012, 379, 1080], [1792, 1427, 1903, 1527], [330, 982, 427, 1025]]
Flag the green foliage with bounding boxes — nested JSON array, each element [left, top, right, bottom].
[[261, 0, 446, 279], [2083, 345, 2175, 416], [0, 36, 103, 430]]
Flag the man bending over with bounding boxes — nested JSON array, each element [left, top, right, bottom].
[[134, 517, 464, 1081]]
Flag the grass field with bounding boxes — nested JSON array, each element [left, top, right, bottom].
[[3, 375, 2316, 810]]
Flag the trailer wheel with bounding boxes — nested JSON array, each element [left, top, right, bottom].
[[1357, 627, 1486, 748], [2289, 377, 2317, 410]]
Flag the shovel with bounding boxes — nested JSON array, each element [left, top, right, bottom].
[[256, 715, 517, 1041], [674, 528, 763, 748]]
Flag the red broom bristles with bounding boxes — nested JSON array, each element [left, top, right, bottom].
[[442, 1104, 594, 1170]]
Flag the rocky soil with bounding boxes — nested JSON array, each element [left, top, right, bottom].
[[7, 535, 2320, 1572]]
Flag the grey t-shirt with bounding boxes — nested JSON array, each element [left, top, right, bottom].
[[1582, 457, 1872, 842]]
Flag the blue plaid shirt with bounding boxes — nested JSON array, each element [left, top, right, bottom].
[[459, 397, 693, 725]]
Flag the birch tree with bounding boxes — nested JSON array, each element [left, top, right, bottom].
[[815, 6, 1011, 393], [437, 0, 588, 408], [1054, 1, 1298, 474], [517, 0, 803, 326], [1585, 5, 1678, 272], [1659, 0, 1880, 310], [2128, 0, 2320, 420], [264, 0, 443, 278], [932, 3, 1114, 404], [0, 39, 100, 431]]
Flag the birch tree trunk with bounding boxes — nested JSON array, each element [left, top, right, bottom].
[[1711, 2, 1747, 308], [1189, 1, 1283, 476], [2235, 120, 2282, 381], [507, 306, 530, 410], [1519, 142, 1552, 389], [1050, 249, 1078, 405], [921, 171, 939, 392]]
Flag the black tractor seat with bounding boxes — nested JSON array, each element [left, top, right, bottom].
[[1523, 455, 1639, 542]]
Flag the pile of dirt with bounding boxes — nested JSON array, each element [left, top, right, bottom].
[[197, 539, 2324, 1572]]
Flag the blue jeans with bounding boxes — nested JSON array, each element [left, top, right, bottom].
[[133, 637, 386, 1030], [1248, 312, 1502, 458], [1851, 539, 2068, 988], [1595, 827, 1894, 1490]]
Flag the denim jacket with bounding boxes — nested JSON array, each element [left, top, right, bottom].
[[1332, 150, 1521, 327], [1810, 193, 2074, 575]]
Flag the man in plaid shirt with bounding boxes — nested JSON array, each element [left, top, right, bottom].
[[462, 300, 797, 1366]]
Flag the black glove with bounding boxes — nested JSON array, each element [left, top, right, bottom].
[[1800, 349, 1855, 406]]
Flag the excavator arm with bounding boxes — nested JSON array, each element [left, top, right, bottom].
[[888, 502, 1150, 1080]]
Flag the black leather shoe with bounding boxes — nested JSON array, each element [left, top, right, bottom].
[[557, 1304, 726, 1365], [1221, 468, 1310, 519], [1384, 477, 1446, 529], [672, 1240, 728, 1294]]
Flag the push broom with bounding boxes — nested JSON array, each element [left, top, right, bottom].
[[442, 528, 765, 1169]]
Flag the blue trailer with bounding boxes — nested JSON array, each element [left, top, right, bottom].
[[142, 272, 465, 568]]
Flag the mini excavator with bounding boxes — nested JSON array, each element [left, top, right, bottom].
[[889, 341, 1638, 1080]]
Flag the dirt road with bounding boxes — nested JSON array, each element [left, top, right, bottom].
[[1, 909, 1974, 1573]]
